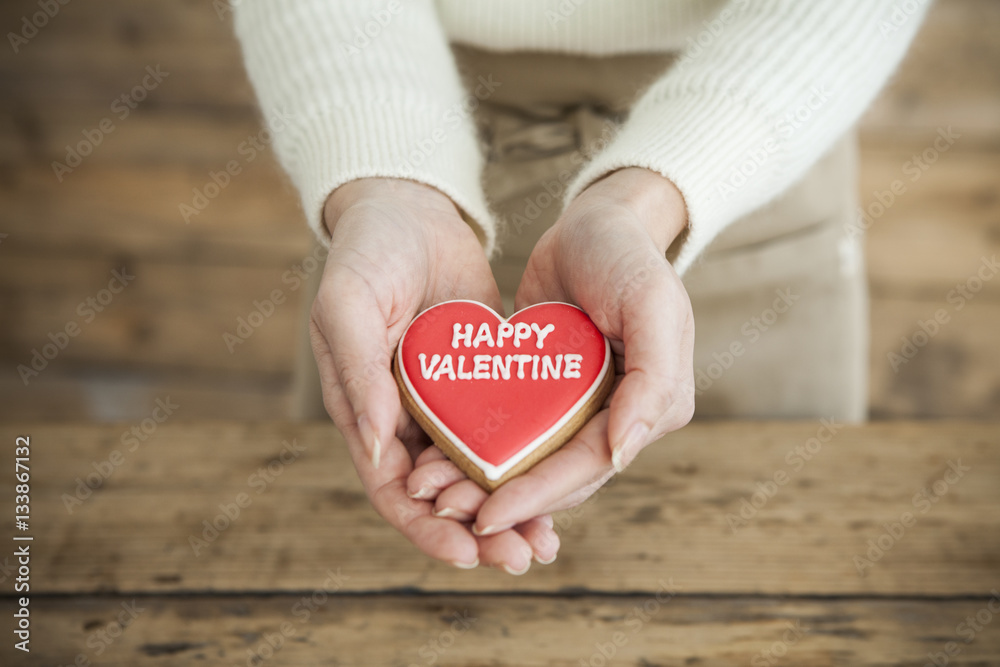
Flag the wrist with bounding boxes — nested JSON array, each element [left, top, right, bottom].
[[578, 168, 688, 254], [323, 178, 461, 237]]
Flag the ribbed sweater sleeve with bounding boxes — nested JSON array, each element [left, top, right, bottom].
[[232, 0, 495, 253], [564, 0, 929, 274]]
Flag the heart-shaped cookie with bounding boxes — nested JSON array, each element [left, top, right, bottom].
[[394, 300, 613, 491]]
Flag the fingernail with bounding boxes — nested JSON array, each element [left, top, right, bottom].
[[472, 523, 510, 537], [451, 558, 479, 570], [612, 422, 649, 473], [357, 414, 381, 469], [408, 486, 434, 500], [432, 507, 472, 521], [501, 562, 531, 576], [534, 552, 557, 565]]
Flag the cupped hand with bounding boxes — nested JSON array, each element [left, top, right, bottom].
[[414, 168, 696, 537], [310, 178, 558, 572]]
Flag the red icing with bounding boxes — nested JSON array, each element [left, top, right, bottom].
[[397, 301, 609, 472]]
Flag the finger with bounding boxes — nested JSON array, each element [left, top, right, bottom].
[[514, 255, 566, 312], [312, 328, 479, 567], [360, 447, 480, 568], [310, 321, 406, 483], [407, 459, 468, 501], [332, 398, 480, 567], [312, 326, 408, 494], [309, 320, 357, 433], [474, 412, 614, 535], [414, 445, 448, 467], [608, 263, 695, 472], [396, 416, 431, 460], [312, 268, 401, 469], [476, 529, 535, 575], [433, 479, 488, 523], [438, 241, 507, 316], [515, 516, 560, 564]]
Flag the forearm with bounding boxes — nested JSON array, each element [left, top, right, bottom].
[[233, 0, 496, 253], [566, 0, 930, 274]]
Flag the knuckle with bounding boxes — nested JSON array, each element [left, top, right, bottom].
[[674, 386, 696, 428], [532, 530, 558, 552], [321, 387, 353, 430], [646, 368, 676, 410], [310, 281, 347, 328], [604, 251, 662, 312], [333, 355, 369, 401], [315, 262, 379, 310], [649, 376, 695, 438], [426, 465, 453, 488], [665, 379, 696, 432]]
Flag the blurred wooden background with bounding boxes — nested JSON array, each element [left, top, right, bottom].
[[0, 0, 998, 421]]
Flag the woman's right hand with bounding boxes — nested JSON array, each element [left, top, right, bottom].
[[310, 178, 559, 572]]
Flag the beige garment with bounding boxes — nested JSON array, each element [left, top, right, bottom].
[[293, 47, 868, 422]]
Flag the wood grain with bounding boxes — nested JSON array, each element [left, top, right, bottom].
[[4, 594, 999, 667], [0, 421, 995, 596], [860, 0, 1000, 143], [0, 373, 291, 421], [0, 0, 253, 109], [0, 255, 303, 374], [863, 149, 1000, 297], [869, 299, 1000, 419], [0, 162, 309, 266]]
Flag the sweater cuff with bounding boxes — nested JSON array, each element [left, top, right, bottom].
[[564, 89, 778, 275], [277, 98, 496, 255]]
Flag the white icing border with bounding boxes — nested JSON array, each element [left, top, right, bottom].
[[396, 300, 612, 481]]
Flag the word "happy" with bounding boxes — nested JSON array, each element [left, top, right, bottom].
[[451, 322, 555, 350]]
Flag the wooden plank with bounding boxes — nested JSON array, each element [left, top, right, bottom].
[[0, 162, 310, 266], [869, 298, 1000, 419], [861, 148, 1000, 297], [0, 371, 292, 421], [4, 595, 1000, 666], [0, 108, 267, 167], [859, 143, 1000, 418], [860, 0, 1000, 143], [0, 256, 304, 374], [0, 0, 254, 109], [0, 422, 995, 595]]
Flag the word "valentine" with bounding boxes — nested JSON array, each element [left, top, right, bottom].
[[418, 352, 583, 382]]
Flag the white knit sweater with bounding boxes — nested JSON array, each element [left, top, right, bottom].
[[233, 0, 928, 274]]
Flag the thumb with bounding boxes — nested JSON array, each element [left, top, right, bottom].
[[606, 262, 695, 472], [514, 256, 566, 313], [312, 273, 402, 470]]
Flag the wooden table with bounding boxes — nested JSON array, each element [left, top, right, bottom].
[[1, 421, 998, 665]]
